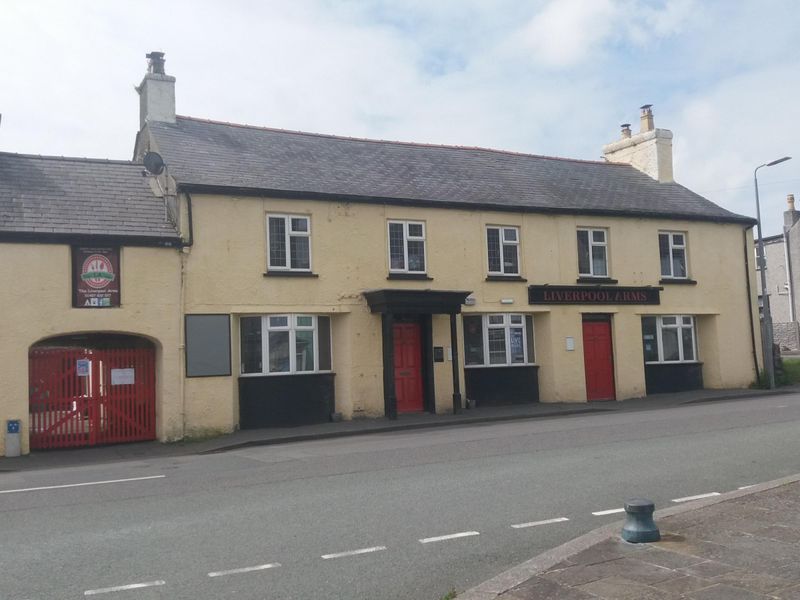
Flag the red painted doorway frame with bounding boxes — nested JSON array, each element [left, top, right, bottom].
[[393, 322, 425, 413], [582, 316, 616, 401]]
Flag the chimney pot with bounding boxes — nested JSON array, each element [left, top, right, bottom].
[[620, 123, 632, 139], [136, 51, 176, 129], [146, 51, 166, 75], [789, 194, 796, 211], [639, 104, 654, 133]]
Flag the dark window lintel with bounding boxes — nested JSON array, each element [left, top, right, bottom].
[[486, 275, 528, 282], [659, 278, 698, 285], [387, 273, 433, 281], [264, 271, 319, 278]]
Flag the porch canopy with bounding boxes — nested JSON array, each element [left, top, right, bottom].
[[363, 289, 471, 315], [364, 289, 472, 418]]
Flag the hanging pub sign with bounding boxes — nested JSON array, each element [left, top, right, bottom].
[[528, 285, 661, 305], [72, 246, 121, 308]]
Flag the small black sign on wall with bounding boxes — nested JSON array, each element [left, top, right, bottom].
[[433, 346, 445, 362]]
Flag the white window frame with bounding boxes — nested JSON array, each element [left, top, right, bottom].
[[464, 313, 534, 368], [644, 315, 698, 364], [387, 220, 427, 274], [239, 314, 332, 376], [577, 227, 609, 277], [266, 214, 312, 272], [659, 231, 688, 279], [486, 225, 520, 276]]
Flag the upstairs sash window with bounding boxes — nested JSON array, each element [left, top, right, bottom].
[[577, 228, 608, 277], [268, 215, 311, 271], [659, 232, 688, 278], [487, 226, 520, 275], [388, 220, 426, 273]]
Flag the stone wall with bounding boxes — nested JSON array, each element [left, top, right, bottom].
[[774, 321, 800, 352]]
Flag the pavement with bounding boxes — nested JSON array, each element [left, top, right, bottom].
[[3, 385, 798, 471], [461, 474, 800, 600]]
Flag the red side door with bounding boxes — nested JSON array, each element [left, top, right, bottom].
[[582, 319, 616, 401], [393, 323, 424, 413]]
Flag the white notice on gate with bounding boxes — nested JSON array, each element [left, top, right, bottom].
[[111, 368, 135, 385]]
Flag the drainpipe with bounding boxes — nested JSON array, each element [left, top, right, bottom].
[[743, 227, 761, 384], [178, 192, 194, 440], [784, 229, 795, 322]]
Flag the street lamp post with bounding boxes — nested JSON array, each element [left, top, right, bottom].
[[754, 156, 792, 389]]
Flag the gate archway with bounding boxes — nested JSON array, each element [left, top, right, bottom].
[[29, 334, 156, 449]]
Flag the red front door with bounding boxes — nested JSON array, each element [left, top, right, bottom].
[[393, 322, 424, 413], [582, 319, 616, 401]]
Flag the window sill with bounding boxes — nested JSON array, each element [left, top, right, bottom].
[[264, 271, 319, 278], [486, 275, 528, 282], [645, 361, 703, 366], [239, 371, 335, 377], [387, 273, 433, 281], [659, 278, 697, 285], [576, 276, 618, 284], [465, 363, 538, 369]]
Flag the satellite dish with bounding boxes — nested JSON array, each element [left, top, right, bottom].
[[143, 151, 165, 175]]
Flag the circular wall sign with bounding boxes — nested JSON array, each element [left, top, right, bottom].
[[81, 254, 115, 289]]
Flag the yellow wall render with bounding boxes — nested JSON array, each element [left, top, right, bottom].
[[183, 193, 760, 417], [0, 243, 183, 455]]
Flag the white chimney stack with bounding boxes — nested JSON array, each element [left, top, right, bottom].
[[135, 51, 176, 129], [602, 104, 674, 183]]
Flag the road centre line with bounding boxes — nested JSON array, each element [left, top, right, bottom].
[[592, 508, 625, 516], [511, 517, 569, 529], [419, 531, 480, 544], [321, 546, 386, 560], [0, 475, 166, 495], [84, 581, 165, 595], [208, 563, 281, 577], [672, 492, 720, 503]]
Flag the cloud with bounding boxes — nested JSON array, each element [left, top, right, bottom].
[[672, 62, 800, 235], [0, 0, 797, 237], [510, 0, 620, 68]]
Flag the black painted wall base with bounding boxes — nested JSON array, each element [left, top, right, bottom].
[[644, 363, 703, 394], [465, 366, 539, 406], [239, 373, 335, 428]]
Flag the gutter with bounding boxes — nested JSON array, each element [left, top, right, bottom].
[[0, 231, 182, 247]]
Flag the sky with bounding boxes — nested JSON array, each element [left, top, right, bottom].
[[1, 0, 798, 235]]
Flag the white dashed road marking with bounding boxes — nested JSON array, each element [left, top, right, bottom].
[[592, 508, 625, 516], [671, 492, 720, 503], [208, 563, 281, 577], [0, 475, 166, 495], [419, 531, 480, 544], [511, 517, 569, 529], [321, 546, 386, 560], [84, 581, 165, 595], [738, 485, 755, 490]]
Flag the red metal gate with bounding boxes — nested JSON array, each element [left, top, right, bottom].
[[29, 346, 156, 449]]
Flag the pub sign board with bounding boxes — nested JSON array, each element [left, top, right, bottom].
[[528, 285, 661, 305], [72, 246, 121, 308]]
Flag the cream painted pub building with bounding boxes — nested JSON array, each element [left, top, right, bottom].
[[0, 53, 762, 455]]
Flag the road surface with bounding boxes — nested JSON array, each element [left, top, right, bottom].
[[2, 393, 800, 599]]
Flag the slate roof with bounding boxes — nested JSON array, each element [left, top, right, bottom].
[[147, 116, 753, 225], [0, 152, 181, 243]]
